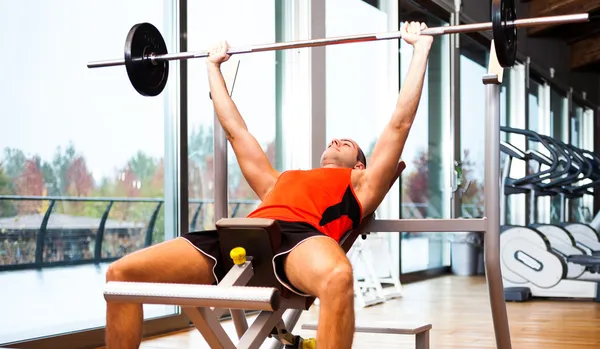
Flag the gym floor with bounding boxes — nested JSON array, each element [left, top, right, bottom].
[[110, 276, 600, 348]]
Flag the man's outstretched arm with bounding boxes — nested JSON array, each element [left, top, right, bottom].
[[207, 41, 279, 200], [360, 22, 433, 214]]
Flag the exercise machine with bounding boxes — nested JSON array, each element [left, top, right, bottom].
[[554, 144, 600, 254], [348, 233, 404, 308], [499, 127, 600, 301]]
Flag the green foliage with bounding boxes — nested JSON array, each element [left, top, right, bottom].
[[0, 166, 17, 217], [128, 151, 157, 181], [3, 148, 26, 178], [52, 142, 78, 195]]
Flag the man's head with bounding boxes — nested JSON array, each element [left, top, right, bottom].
[[320, 138, 367, 170]]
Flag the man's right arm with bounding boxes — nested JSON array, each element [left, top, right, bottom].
[[206, 43, 279, 200], [357, 23, 432, 215]]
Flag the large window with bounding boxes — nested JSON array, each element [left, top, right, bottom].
[[502, 64, 527, 225], [570, 103, 595, 222], [398, 5, 451, 274], [186, 1, 286, 228], [0, 0, 290, 347], [526, 77, 552, 223], [549, 88, 568, 224], [459, 35, 488, 219], [0, 0, 178, 344]]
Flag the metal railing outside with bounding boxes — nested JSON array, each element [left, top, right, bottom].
[[0, 195, 259, 271], [0, 195, 484, 272]]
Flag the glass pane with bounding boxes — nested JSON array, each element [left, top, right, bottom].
[[398, 5, 451, 273], [459, 35, 487, 219], [504, 65, 527, 226], [0, 0, 176, 343], [569, 104, 594, 222], [526, 79, 552, 223], [549, 89, 568, 223], [571, 104, 583, 148], [187, 2, 282, 227], [581, 108, 595, 221], [500, 72, 511, 132], [527, 79, 544, 145]]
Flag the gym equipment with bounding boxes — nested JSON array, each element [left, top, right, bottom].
[[349, 234, 403, 308], [498, 127, 600, 301], [523, 135, 600, 257], [85, 0, 589, 96], [302, 322, 432, 349], [123, 23, 169, 97]]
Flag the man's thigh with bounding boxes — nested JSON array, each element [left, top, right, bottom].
[[283, 236, 352, 297], [108, 236, 216, 285]]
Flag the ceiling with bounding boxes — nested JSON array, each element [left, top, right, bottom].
[[396, 0, 600, 72], [523, 0, 600, 72]]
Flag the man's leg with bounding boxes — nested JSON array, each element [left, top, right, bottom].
[[284, 237, 355, 349], [105, 237, 216, 349]]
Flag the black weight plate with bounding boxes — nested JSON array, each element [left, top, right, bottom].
[[124, 23, 169, 97], [492, 0, 517, 68]]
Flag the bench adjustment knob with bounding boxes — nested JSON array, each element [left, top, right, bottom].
[[230, 247, 247, 265]]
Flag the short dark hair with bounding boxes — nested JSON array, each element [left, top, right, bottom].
[[357, 146, 367, 168]]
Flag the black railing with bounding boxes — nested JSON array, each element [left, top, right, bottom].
[[0, 195, 485, 272], [0, 195, 259, 272]]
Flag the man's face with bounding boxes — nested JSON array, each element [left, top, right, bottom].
[[320, 138, 364, 169]]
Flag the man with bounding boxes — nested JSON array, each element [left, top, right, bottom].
[[104, 21, 432, 349]]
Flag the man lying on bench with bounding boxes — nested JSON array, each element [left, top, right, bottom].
[[104, 22, 433, 349]]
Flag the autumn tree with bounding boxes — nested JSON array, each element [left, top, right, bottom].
[[402, 149, 429, 218], [13, 159, 45, 214], [459, 149, 484, 217], [66, 157, 94, 197]]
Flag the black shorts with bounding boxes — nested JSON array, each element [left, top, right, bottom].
[[179, 221, 329, 296]]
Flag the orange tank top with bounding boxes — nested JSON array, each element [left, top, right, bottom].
[[247, 167, 363, 242]]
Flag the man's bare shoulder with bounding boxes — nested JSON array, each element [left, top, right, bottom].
[[350, 169, 376, 217]]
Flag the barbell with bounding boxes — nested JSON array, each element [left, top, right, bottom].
[[87, 0, 590, 97]]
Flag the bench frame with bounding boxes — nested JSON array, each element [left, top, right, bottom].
[[302, 322, 431, 349]]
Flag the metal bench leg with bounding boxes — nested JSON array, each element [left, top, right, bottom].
[[415, 330, 430, 349]]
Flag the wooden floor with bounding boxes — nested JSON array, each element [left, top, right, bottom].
[[132, 275, 600, 348]]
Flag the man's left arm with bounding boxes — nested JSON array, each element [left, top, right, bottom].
[[360, 23, 433, 214]]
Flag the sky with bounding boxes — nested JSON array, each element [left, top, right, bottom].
[[0, 0, 489, 184]]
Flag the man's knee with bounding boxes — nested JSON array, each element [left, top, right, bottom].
[[318, 262, 354, 299], [106, 258, 137, 283]]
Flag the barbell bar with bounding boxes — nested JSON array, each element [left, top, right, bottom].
[[86, 0, 590, 97], [88, 13, 589, 70]]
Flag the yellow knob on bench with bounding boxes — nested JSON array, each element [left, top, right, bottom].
[[230, 247, 247, 265], [302, 338, 316, 349]]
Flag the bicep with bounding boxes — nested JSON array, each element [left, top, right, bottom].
[[361, 124, 409, 208], [229, 130, 279, 199]]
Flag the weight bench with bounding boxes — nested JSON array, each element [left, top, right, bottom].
[[103, 162, 430, 349], [302, 322, 431, 349]]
